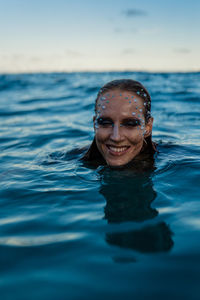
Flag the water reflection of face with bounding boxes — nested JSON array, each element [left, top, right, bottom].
[[99, 169, 174, 254], [94, 89, 153, 167], [100, 170, 157, 223]]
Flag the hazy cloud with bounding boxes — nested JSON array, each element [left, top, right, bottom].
[[123, 9, 147, 17], [173, 48, 191, 54], [114, 27, 137, 34], [65, 49, 84, 57], [121, 49, 136, 55], [114, 27, 123, 33]]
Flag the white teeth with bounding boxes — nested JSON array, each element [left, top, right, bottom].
[[109, 146, 128, 153]]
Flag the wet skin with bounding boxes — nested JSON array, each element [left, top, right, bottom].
[[93, 89, 153, 167]]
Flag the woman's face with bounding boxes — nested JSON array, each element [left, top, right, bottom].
[[94, 89, 153, 167]]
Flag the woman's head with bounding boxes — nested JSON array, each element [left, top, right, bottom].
[[93, 79, 154, 167]]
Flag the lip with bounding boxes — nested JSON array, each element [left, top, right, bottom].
[[106, 144, 130, 156]]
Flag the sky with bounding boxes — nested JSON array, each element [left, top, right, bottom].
[[0, 0, 200, 73]]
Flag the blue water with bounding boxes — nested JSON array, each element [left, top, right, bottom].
[[0, 72, 200, 300]]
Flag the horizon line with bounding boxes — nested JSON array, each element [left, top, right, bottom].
[[1, 69, 200, 75]]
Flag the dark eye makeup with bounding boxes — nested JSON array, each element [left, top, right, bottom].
[[96, 117, 113, 126], [121, 118, 140, 127], [96, 117, 140, 127]]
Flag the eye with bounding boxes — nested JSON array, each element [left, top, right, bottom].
[[122, 119, 140, 127], [96, 118, 113, 127]]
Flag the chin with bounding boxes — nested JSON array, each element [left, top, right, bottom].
[[106, 158, 131, 168]]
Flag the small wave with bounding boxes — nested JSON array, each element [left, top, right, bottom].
[[0, 75, 30, 91], [0, 232, 86, 247]]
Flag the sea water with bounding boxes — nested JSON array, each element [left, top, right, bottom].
[[0, 72, 200, 299]]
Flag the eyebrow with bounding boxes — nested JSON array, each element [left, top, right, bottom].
[[121, 117, 140, 122]]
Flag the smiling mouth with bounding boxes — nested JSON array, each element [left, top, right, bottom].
[[106, 145, 130, 156]]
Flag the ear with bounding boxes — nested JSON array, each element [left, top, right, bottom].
[[144, 117, 153, 138]]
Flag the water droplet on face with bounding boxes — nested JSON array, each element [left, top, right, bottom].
[[139, 109, 142, 112], [102, 105, 106, 109], [132, 112, 136, 115], [137, 91, 140, 95], [144, 102, 146, 106], [101, 96, 106, 100], [129, 100, 131, 104], [134, 99, 137, 102]]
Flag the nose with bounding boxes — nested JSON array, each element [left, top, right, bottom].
[[110, 124, 124, 142]]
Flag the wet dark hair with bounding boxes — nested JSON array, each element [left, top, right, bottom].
[[95, 79, 152, 123], [82, 79, 157, 163]]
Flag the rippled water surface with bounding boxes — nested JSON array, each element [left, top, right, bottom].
[[0, 72, 200, 299]]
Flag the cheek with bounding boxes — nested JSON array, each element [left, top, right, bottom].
[[95, 128, 111, 142], [125, 128, 143, 143], [95, 127, 144, 144]]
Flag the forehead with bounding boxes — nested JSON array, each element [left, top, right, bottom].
[[96, 89, 144, 118]]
